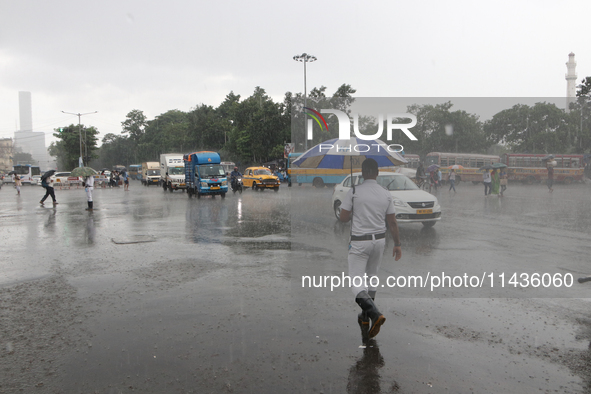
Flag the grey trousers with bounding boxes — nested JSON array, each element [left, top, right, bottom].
[[348, 239, 386, 297]]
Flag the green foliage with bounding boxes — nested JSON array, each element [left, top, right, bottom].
[[577, 77, 591, 97], [49, 124, 99, 170], [95, 84, 591, 168], [401, 102, 490, 156], [484, 102, 577, 153]]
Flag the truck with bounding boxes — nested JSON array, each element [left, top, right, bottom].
[[184, 151, 228, 199], [160, 154, 187, 192], [141, 162, 160, 186]]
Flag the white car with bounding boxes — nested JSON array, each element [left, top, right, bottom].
[[32, 175, 42, 185], [332, 171, 442, 227], [50, 172, 71, 184]]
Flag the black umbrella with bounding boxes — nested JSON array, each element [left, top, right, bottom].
[[479, 165, 494, 171], [541, 154, 555, 161], [8, 171, 16, 175], [41, 169, 56, 180]]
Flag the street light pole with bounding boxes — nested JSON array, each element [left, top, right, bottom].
[[61, 111, 97, 167], [293, 53, 317, 150]]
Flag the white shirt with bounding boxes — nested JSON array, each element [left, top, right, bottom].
[[86, 175, 95, 187], [340, 179, 396, 236], [483, 172, 491, 183]]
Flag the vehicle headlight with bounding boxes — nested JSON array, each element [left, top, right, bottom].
[[393, 199, 406, 207], [201, 182, 208, 187], [259, 177, 263, 180], [222, 180, 227, 186]]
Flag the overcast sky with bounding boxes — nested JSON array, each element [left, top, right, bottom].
[[1, 0, 590, 147]]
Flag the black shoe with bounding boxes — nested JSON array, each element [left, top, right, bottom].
[[355, 291, 386, 339]]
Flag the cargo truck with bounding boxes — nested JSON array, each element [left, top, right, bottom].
[[184, 151, 228, 198], [141, 162, 160, 186], [160, 154, 186, 192]]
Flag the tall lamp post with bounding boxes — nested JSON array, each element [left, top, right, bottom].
[[293, 53, 317, 150], [61, 111, 97, 167]]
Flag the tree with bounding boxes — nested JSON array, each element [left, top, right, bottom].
[[49, 124, 99, 170], [483, 102, 575, 153], [121, 109, 147, 141], [94, 133, 130, 169], [576, 77, 591, 97], [12, 148, 36, 165], [401, 102, 490, 156]]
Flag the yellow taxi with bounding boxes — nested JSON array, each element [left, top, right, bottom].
[[243, 167, 280, 192]]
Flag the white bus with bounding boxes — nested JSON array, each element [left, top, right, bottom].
[[12, 164, 41, 185]]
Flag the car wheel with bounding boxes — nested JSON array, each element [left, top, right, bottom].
[[252, 182, 257, 191], [472, 181, 480, 185], [197, 193, 201, 199], [169, 184, 174, 192], [422, 221, 436, 227], [334, 200, 342, 220], [274, 187, 279, 192], [221, 193, 226, 199]]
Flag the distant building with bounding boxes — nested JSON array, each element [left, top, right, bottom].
[[13, 91, 55, 170], [19, 91, 33, 132], [0, 138, 13, 171], [566, 52, 577, 112]]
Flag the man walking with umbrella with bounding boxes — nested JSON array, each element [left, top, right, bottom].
[[339, 158, 402, 340], [40, 170, 58, 205]]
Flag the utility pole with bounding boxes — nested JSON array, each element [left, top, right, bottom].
[[61, 111, 97, 167], [293, 53, 317, 151]]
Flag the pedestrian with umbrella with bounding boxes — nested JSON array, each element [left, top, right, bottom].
[[481, 165, 493, 196], [40, 170, 57, 205], [71, 167, 97, 210], [426, 164, 440, 193], [491, 168, 500, 196], [493, 163, 509, 196]]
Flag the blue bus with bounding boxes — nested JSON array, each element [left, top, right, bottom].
[[286, 152, 302, 187], [128, 164, 142, 180]]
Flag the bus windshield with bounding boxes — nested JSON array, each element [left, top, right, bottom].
[[147, 169, 160, 176]]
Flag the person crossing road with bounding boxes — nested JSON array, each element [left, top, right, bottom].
[[339, 158, 402, 339]]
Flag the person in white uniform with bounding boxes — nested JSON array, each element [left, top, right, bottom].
[[84, 174, 95, 210], [339, 158, 402, 339]]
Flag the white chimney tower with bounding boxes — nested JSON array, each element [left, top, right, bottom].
[[565, 52, 577, 112]]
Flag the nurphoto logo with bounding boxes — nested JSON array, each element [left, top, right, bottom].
[[305, 108, 418, 142]]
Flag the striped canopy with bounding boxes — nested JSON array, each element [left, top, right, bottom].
[[292, 138, 407, 169]]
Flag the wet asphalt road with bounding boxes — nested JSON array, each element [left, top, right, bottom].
[[1, 180, 591, 393]]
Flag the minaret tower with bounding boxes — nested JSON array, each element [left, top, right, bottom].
[[566, 52, 577, 111]]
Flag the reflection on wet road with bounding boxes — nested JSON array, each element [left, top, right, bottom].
[[1, 181, 591, 392]]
